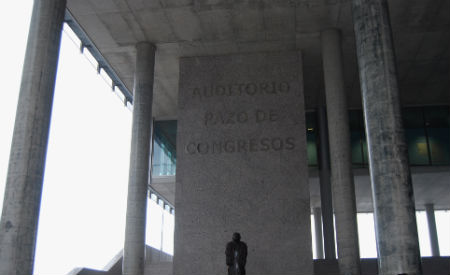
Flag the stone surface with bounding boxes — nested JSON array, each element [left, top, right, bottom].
[[0, 0, 66, 274], [321, 28, 361, 275], [123, 42, 156, 275], [174, 51, 312, 275], [352, 0, 422, 274]]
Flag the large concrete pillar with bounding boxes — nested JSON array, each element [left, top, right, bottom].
[[317, 107, 336, 259], [321, 29, 361, 275], [123, 42, 156, 275], [425, 204, 440, 256], [0, 1, 66, 274], [352, 1, 423, 274], [313, 207, 325, 259]]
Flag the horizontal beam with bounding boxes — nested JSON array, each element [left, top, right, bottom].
[[64, 9, 133, 105]]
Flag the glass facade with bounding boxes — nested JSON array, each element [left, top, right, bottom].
[[423, 106, 450, 165], [152, 120, 177, 176], [306, 112, 318, 166], [151, 106, 449, 174], [403, 106, 450, 165], [349, 110, 369, 167], [403, 108, 430, 165]]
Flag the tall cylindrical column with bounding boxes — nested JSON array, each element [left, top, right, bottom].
[[317, 107, 336, 259], [313, 207, 325, 259], [0, 1, 66, 274], [321, 28, 361, 275], [123, 42, 156, 275], [425, 204, 440, 257], [352, 1, 422, 274]]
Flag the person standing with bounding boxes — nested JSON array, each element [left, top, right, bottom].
[[225, 232, 248, 275]]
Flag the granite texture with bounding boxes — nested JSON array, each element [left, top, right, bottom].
[[352, 0, 422, 274], [321, 29, 361, 275], [174, 51, 312, 275], [123, 42, 156, 275]]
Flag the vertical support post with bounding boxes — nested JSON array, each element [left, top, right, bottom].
[[425, 204, 440, 257], [321, 28, 361, 275], [317, 107, 336, 259], [313, 207, 325, 259], [161, 202, 165, 252], [352, 0, 423, 274], [123, 42, 156, 275], [0, 1, 66, 274]]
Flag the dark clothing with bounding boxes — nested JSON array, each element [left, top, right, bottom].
[[225, 240, 247, 275]]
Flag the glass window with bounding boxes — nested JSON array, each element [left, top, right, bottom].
[[351, 131, 364, 165], [152, 120, 177, 176], [406, 128, 430, 165], [403, 107, 430, 165], [349, 110, 368, 166], [362, 136, 368, 165], [424, 106, 450, 165], [306, 112, 318, 166], [416, 211, 432, 257], [435, 210, 450, 256], [149, 106, 448, 172], [427, 128, 450, 164], [357, 213, 377, 258]]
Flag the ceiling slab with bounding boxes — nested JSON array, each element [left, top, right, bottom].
[[66, 0, 449, 118]]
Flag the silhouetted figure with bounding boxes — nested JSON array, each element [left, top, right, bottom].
[[225, 232, 247, 275]]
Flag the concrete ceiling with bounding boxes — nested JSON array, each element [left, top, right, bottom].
[[67, 0, 449, 119], [66, 0, 449, 210]]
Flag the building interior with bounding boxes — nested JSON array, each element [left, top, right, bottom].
[[0, 0, 448, 275]]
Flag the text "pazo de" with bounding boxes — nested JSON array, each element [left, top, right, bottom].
[[204, 109, 280, 126]]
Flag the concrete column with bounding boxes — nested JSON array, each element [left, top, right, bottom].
[[313, 207, 325, 259], [321, 29, 361, 275], [123, 42, 156, 275], [425, 204, 440, 256], [352, 1, 423, 274], [0, 1, 66, 274], [317, 107, 337, 259]]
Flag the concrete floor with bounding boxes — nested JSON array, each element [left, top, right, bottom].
[[69, 251, 450, 275]]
